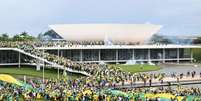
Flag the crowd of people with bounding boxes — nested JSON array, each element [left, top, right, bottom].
[[1, 77, 201, 101], [32, 40, 140, 47], [0, 41, 201, 101], [0, 41, 98, 75], [0, 40, 141, 48]]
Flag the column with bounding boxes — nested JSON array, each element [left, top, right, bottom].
[[36, 59, 40, 71], [18, 52, 21, 68], [162, 48, 165, 63], [177, 48, 180, 63], [148, 49, 151, 62], [132, 49, 135, 60], [98, 49, 101, 62]]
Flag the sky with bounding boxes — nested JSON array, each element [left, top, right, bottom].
[[0, 0, 201, 36]]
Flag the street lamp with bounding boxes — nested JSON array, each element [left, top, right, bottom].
[[57, 49, 60, 79], [42, 37, 50, 83], [42, 47, 45, 83]]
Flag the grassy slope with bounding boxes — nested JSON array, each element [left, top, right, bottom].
[[0, 66, 82, 79], [109, 64, 160, 73]]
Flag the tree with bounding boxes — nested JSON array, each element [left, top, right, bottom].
[[149, 34, 173, 44], [192, 36, 201, 44], [12, 32, 35, 41], [21, 31, 29, 36], [0, 33, 9, 41], [12, 34, 21, 41]]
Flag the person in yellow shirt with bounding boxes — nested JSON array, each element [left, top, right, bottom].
[[106, 95, 111, 101], [92, 94, 98, 101]]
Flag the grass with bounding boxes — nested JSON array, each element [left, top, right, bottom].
[[0, 64, 160, 80], [109, 64, 160, 73], [193, 48, 201, 63], [0, 66, 83, 79]]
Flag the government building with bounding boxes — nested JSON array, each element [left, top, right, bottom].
[[0, 24, 200, 68]]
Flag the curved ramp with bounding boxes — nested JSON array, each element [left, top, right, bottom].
[[13, 48, 91, 76]]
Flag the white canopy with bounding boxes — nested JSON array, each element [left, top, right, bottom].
[[49, 24, 162, 43]]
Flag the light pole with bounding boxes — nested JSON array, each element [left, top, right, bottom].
[[57, 49, 60, 79], [57, 65, 60, 79], [18, 52, 21, 68], [42, 48, 45, 83]]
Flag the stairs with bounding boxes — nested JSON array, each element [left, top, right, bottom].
[[12, 48, 91, 76]]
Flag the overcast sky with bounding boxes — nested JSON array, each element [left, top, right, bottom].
[[0, 0, 201, 36]]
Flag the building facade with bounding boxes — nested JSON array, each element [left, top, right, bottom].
[[0, 45, 199, 67], [40, 45, 195, 64]]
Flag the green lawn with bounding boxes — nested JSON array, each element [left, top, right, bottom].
[[193, 48, 201, 63], [0, 64, 160, 80], [0, 66, 83, 79], [109, 64, 160, 73]]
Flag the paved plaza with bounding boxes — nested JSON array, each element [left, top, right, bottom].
[[146, 64, 201, 76]]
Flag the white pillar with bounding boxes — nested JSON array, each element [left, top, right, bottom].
[[132, 49, 135, 60], [177, 48, 180, 63], [148, 49, 151, 62], [80, 49, 83, 62], [36, 63, 40, 71], [98, 49, 101, 62], [18, 52, 21, 68], [162, 48, 165, 63], [36, 59, 40, 71]]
